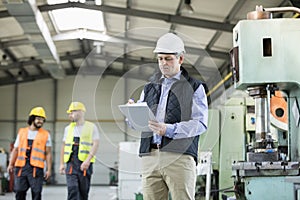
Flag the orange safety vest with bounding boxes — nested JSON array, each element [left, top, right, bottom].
[[15, 127, 49, 169]]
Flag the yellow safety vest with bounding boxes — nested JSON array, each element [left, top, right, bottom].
[[64, 121, 96, 163]]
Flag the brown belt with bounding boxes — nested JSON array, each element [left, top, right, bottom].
[[150, 143, 161, 149]]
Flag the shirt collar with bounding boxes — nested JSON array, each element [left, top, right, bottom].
[[160, 70, 182, 81]]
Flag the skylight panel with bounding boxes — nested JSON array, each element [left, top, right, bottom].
[[50, 7, 105, 32]]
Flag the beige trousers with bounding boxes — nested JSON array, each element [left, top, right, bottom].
[[141, 150, 196, 200]]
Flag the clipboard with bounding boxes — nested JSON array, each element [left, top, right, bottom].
[[118, 102, 156, 131]]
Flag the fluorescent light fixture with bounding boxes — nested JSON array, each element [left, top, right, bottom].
[[95, 0, 102, 5]]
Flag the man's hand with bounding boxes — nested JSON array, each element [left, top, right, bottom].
[[148, 120, 167, 136], [44, 170, 51, 180], [127, 98, 135, 104], [80, 160, 91, 172], [59, 164, 65, 175], [7, 164, 14, 173]]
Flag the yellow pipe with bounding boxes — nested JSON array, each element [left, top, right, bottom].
[[207, 72, 232, 96], [293, 13, 299, 18]]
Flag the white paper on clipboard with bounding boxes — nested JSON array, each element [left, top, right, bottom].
[[118, 102, 156, 132]]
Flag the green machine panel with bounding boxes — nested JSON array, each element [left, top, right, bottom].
[[232, 19, 300, 91], [219, 98, 247, 197], [199, 109, 220, 170], [245, 177, 294, 200]]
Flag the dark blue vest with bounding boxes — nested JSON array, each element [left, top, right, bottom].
[[139, 67, 203, 164]]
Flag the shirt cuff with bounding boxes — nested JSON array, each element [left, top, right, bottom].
[[165, 124, 176, 138]]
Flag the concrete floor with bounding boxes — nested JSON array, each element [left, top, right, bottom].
[[1, 185, 118, 200]]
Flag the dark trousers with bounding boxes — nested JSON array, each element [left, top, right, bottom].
[[66, 172, 91, 200], [66, 137, 93, 200], [14, 166, 44, 200]]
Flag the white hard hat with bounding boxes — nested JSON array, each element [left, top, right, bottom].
[[153, 33, 186, 54]]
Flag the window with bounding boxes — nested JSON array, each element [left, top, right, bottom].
[[48, 0, 105, 34]]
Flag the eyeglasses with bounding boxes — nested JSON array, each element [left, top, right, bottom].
[[35, 117, 45, 121]]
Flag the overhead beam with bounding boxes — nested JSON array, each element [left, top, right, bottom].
[[0, 73, 50, 85], [4, 0, 65, 79], [52, 30, 229, 60], [60, 51, 217, 75], [0, 10, 10, 18], [0, 59, 43, 70], [0, 51, 215, 75], [3, 48, 17, 62], [194, 0, 245, 67], [38, 2, 234, 32], [0, 39, 31, 48]]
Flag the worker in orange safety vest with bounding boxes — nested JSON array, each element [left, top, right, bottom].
[[7, 106, 52, 200]]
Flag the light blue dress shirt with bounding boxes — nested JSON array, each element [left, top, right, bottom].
[[138, 70, 208, 144]]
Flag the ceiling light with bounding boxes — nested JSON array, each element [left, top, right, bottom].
[[181, 0, 194, 15], [1, 54, 8, 66], [95, 0, 102, 5]]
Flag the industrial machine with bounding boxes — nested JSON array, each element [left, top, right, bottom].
[[230, 5, 300, 200], [198, 97, 256, 200]]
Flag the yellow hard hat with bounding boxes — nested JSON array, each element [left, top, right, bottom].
[[29, 107, 46, 119], [67, 102, 86, 113]]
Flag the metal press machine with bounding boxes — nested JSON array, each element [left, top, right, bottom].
[[230, 6, 300, 200]]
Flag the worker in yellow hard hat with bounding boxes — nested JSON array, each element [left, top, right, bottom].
[[59, 102, 100, 200], [66, 101, 86, 114], [7, 106, 52, 200]]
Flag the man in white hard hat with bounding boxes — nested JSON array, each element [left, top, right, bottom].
[[59, 102, 100, 200], [7, 107, 52, 200], [129, 33, 208, 200]]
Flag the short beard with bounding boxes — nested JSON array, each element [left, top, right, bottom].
[[33, 122, 42, 129]]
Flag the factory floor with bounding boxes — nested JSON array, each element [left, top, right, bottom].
[[1, 185, 118, 200]]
